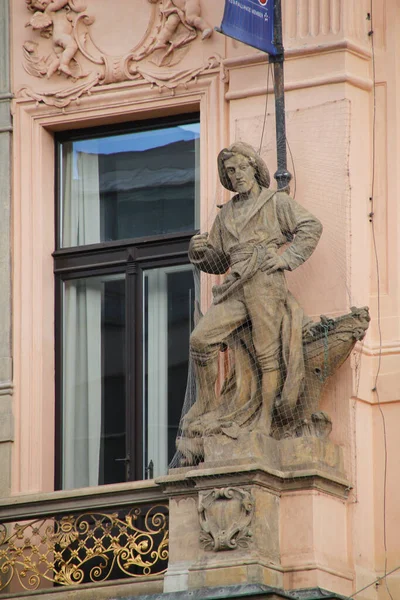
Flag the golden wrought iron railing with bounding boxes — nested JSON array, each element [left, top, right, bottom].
[[0, 482, 169, 595]]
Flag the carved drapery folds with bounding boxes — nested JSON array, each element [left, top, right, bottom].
[[198, 488, 255, 551], [21, 0, 215, 107]]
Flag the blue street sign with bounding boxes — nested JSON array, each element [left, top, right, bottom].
[[217, 0, 278, 56]]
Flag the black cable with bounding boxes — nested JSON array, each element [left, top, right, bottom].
[[270, 68, 296, 197], [346, 564, 400, 599], [259, 62, 272, 153], [286, 134, 296, 199], [367, 4, 393, 600], [345, 6, 393, 599]]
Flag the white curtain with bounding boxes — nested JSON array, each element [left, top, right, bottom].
[[62, 148, 102, 489], [145, 264, 193, 477], [146, 268, 169, 478]]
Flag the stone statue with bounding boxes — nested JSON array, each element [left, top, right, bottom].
[[25, 0, 88, 78], [176, 143, 370, 466]]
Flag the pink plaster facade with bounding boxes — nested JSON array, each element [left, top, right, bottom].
[[6, 0, 400, 598]]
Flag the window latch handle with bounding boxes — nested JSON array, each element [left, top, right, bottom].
[[115, 456, 130, 463], [115, 454, 131, 479], [145, 460, 154, 480]]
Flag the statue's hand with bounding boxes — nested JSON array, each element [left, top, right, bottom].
[[260, 253, 287, 274], [190, 233, 209, 257]]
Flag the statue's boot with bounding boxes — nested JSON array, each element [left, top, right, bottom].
[[255, 369, 280, 435], [184, 359, 218, 424]]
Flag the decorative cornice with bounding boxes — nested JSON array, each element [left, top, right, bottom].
[[355, 341, 400, 357], [281, 562, 354, 582], [225, 71, 372, 101], [222, 39, 371, 71], [157, 463, 351, 501]]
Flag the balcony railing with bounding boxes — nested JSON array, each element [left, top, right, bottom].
[[0, 482, 168, 596]]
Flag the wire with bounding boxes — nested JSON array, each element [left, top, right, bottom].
[[367, 4, 393, 600], [258, 62, 272, 153], [345, 564, 400, 599], [346, 6, 392, 599], [270, 67, 296, 197], [286, 134, 296, 199]]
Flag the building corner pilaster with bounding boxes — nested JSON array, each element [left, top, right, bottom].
[[0, 0, 14, 498]]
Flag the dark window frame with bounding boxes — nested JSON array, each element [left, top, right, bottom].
[[54, 114, 199, 490]]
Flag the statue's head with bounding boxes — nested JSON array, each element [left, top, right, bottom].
[[218, 142, 270, 192], [26, 0, 51, 11]]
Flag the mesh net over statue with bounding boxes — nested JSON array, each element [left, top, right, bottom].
[[172, 142, 369, 468]]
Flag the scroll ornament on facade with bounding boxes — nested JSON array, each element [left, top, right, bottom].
[[21, 0, 215, 107], [198, 487, 255, 551]]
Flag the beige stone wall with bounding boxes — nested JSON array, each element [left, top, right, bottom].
[[6, 0, 400, 598]]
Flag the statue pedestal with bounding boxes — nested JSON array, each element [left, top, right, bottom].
[[157, 434, 352, 597], [202, 432, 345, 478]]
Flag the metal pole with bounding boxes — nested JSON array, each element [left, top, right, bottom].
[[271, 0, 292, 190]]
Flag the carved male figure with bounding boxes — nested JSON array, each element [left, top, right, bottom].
[[188, 143, 323, 435], [148, 0, 212, 50]]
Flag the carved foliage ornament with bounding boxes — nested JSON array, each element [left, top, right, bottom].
[[21, 0, 216, 107], [198, 487, 255, 551]]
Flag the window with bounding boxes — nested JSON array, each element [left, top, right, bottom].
[[54, 115, 200, 489]]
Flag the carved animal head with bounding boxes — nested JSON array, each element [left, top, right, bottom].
[[304, 306, 370, 345], [334, 306, 370, 342], [303, 306, 370, 380]]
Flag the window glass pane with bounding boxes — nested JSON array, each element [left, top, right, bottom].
[[62, 274, 126, 489], [60, 121, 200, 247], [143, 265, 194, 478]]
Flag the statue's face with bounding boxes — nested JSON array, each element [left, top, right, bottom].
[[224, 154, 256, 194], [30, 0, 50, 9]]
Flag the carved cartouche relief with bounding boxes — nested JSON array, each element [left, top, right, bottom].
[[198, 488, 254, 551], [21, 0, 216, 107]]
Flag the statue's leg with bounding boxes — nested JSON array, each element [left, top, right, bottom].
[[184, 0, 212, 37], [258, 369, 280, 433], [188, 296, 248, 421], [246, 285, 286, 435], [153, 13, 181, 49]]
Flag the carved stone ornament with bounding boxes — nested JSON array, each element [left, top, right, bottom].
[[198, 487, 255, 551], [20, 0, 218, 107]]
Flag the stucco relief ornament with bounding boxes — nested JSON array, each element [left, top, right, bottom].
[[24, 0, 94, 79], [20, 0, 216, 108], [198, 488, 255, 552], [145, 0, 213, 65]]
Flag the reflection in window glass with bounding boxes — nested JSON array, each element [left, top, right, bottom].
[[62, 274, 126, 489], [60, 122, 200, 247]]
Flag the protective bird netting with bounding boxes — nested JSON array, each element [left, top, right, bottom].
[[170, 99, 370, 477]]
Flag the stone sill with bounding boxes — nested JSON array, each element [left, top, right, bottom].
[[0, 480, 164, 521], [112, 584, 346, 600]]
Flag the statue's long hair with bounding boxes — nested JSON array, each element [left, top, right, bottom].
[[217, 142, 271, 191]]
